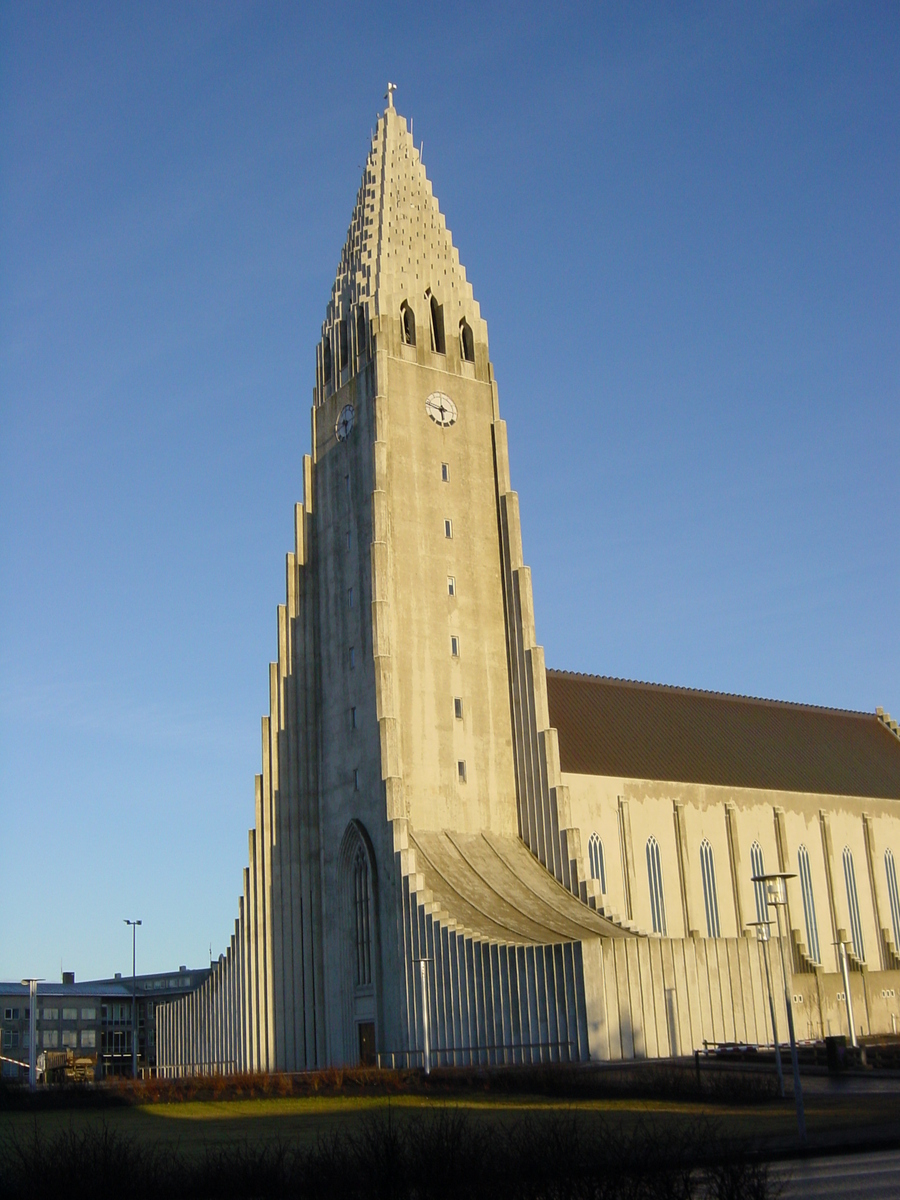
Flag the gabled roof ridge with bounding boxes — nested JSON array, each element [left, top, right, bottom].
[[545, 667, 874, 721]]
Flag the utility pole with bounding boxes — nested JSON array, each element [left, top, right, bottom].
[[124, 919, 142, 1079], [834, 938, 858, 1048]]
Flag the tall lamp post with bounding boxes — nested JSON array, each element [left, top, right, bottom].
[[746, 921, 784, 1098], [124, 919, 142, 1079], [752, 873, 806, 1143], [20, 978, 41, 1090], [834, 937, 859, 1049]]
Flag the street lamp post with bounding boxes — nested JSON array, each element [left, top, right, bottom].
[[753, 873, 806, 1143], [413, 958, 432, 1074], [20, 978, 41, 1090], [746, 921, 784, 1098], [834, 938, 858, 1049], [124, 919, 142, 1079]]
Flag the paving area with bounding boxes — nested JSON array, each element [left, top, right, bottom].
[[778, 1148, 900, 1198]]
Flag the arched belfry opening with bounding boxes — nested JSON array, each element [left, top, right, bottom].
[[400, 301, 416, 346], [323, 336, 333, 384], [459, 317, 474, 363], [428, 291, 445, 354], [338, 821, 380, 1065], [357, 307, 368, 359]]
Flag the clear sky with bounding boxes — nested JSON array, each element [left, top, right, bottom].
[[1, 2, 897, 982]]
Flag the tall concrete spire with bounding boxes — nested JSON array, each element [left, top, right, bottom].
[[321, 99, 483, 377]]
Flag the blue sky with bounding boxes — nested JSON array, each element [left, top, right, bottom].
[[1, 2, 897, 981]]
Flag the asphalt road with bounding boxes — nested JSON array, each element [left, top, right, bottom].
[[777, 1148, 900, 1197]]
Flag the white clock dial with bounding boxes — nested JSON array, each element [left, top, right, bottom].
[[425, 391, 457, 428], [335, 404, 355, 441]]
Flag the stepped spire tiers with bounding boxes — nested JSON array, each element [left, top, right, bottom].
[[156, 97, 900, 1078]]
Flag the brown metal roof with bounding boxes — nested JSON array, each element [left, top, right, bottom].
[[546, 670, 900, 799]]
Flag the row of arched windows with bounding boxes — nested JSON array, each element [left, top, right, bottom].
[[399, 295, 475, 362], [586, 829, 900, 962], [322, 308, 370, 387]]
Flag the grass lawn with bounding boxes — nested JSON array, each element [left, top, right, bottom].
[[3, 1089, 898, 1156]]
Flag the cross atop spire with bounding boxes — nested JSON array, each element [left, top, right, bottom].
[[385, 82, 397, 109]]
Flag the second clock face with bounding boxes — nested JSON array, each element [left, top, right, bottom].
[[425, 391, 457, 428], [335, 404, 355, 441]]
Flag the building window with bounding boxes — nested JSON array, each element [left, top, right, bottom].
[[429, 292, 445, 354], [588, 832, 606, 893], [41, 1008, 58, 1021], [454, 697, 463, 720], [357, 307, 367, 357], [345, 474, 350, 496], [798, 844, 821, 964], [646, 836, 667, 936], [2, 1030, 18, 1049], [886, 849, 900, 953], [42, 1030, 58, 1048], [750, 841, 767, 925], [353, 768, 360, 791], [81, 1007, 96, 1021], [400, 300, 416, 346], [351, 707, 357, 730], [353, 848, 372, 987], [459, 317, 475, 362], [348, 587, 353, 608], [323, 337, 333, 383], [450, 636, 460, 657], [444, 519, 452, 539], [441, 462, 450, 482], [349, 647, 355, 669], [81, 1029, 96, 1048], [843, 846, 865, 961], [62, 1030, 77, 1048], [447, 576, 456, 597], [3, 1008, 17, 1021], [62, 1008, 77, 1022], [699, 839, 721, 938], [458, 761, 467, 783]]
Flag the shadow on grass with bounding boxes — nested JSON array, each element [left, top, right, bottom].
[[0, 1110, 780, 1199]]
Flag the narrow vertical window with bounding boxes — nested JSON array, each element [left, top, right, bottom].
[[346, 530, 351, 551], [646, 836, 667, 936], [348, 587, 353, 608], [798, 844, 821, 964], [441, 462, 450, 482], [356, 307, 367, 357], [429, 293, 445, 354], [886, 849, 900, 954], [588, 832, 606, 893], [353, 849, 372, 986], [400, 301, 416, 346], [750, 841, 767, 925], [345, 474, 351, 496], [323, 337, 332, 383], [339, 319, 349, 372], [459, 317, 475, 362], [444, 519, 452, 538], [353, 768, 360, 791], [843, 846, 865, 961], [454, 697, 463, 720], [447, 576, 456, 597], [699, 839, 721, 938], [450, 636, 459, 657], [349, 646, 355, 669], [351, 707, 357, 730], [457, 761, 467, 783]]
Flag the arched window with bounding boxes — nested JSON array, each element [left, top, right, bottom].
[[798, 844, 821, 963], [357, 307, 367, 357], [588, 832, 606, 893], [353, 848, 372, 987], [843, 846, 865, 962], [459, 317, 475, 362], [886, 849, 900, 953], [699, 839, 721, 938], [323, 336, 333, 383], [429, 292, 445, 354], [750, 841, 767, 925], [646, 836, 667, 935], [400, 301, 416, 346]]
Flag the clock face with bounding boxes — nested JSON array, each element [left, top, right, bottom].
[[425, 391, 457, 428], [335, 404, 355, 441]]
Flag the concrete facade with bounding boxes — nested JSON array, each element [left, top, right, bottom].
[[156, 96, 900, 1075]]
